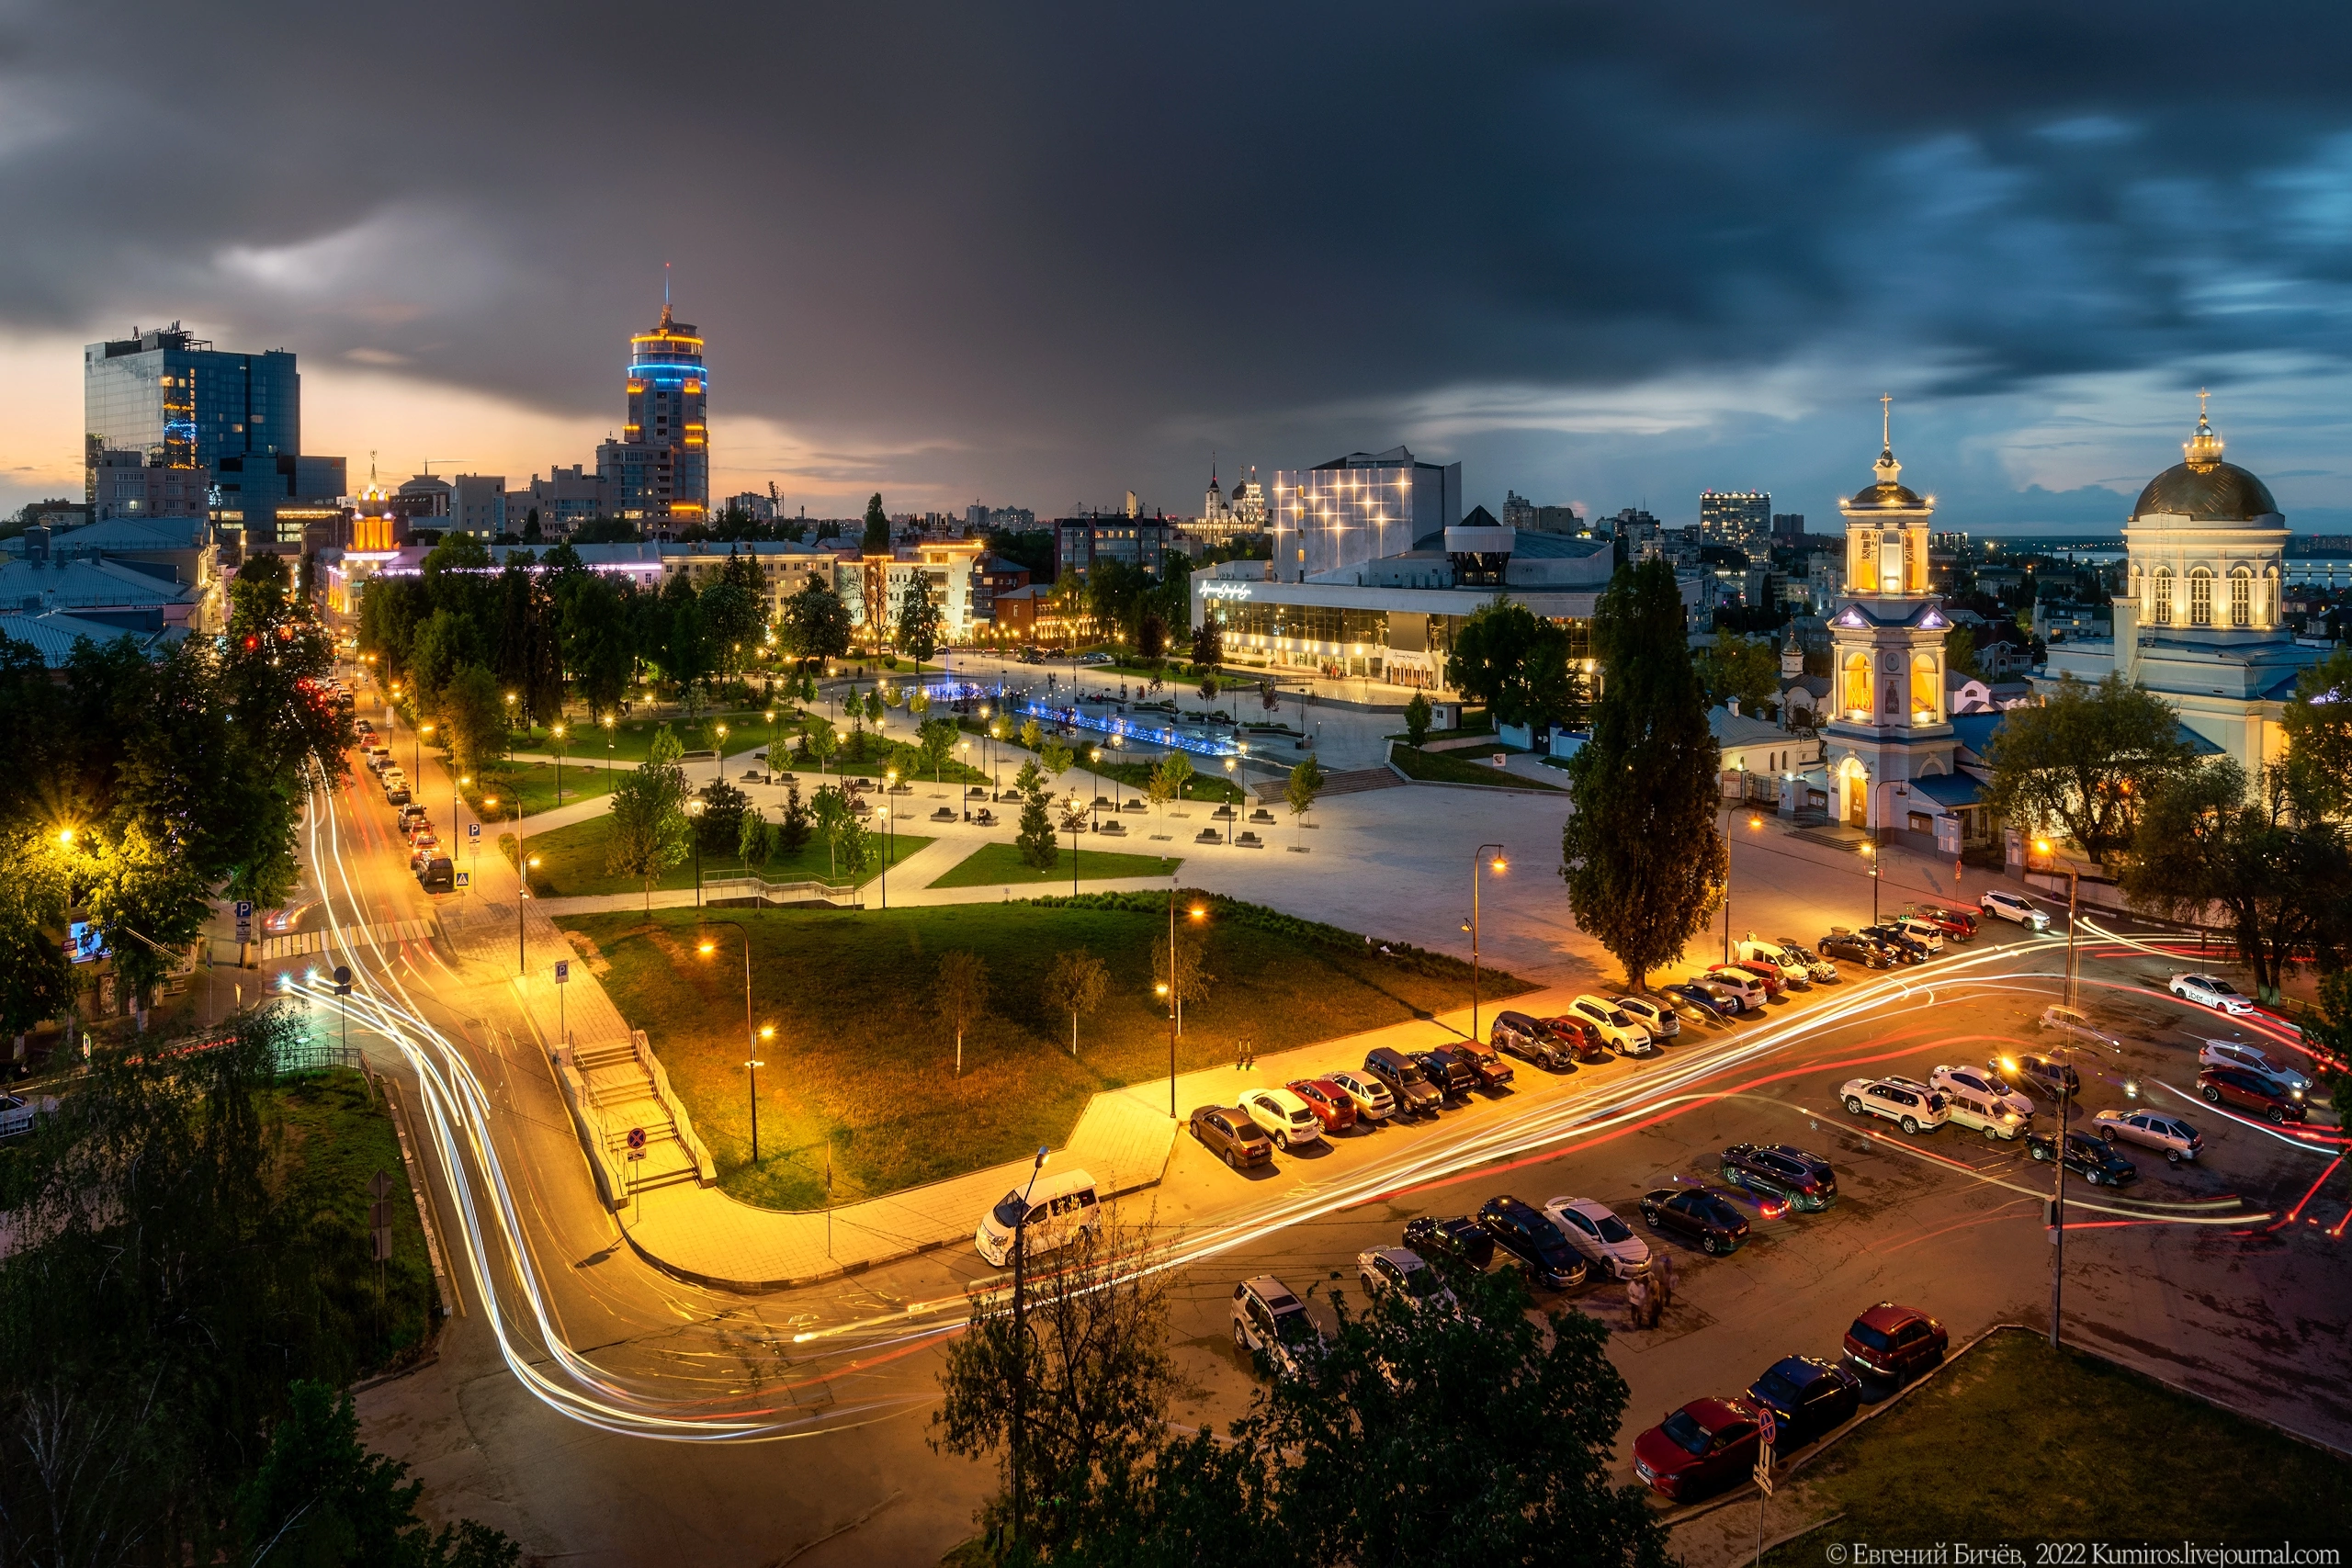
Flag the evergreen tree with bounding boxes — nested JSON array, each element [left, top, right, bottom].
[[1559, 560, 1726, 989], [777, 784, 813, 853], [1017, 783, 1058, 870], [897, 575, 944, 672], [861, 493, 891, 555]]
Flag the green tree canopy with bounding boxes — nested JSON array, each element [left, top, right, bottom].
[[1694, 629, 1781, 716], [861, 492, 891, 555], [898, 575, 944, 668], [780, 574, 854, 662], [1448, 599, 1584, 728], [2281, 647, 2352, 818], [1559, 559, 1725, 988], [1984, 673, 2199, 867], [604, 753, 690, 909]]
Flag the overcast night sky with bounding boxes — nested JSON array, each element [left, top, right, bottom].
[[6, 1, 2352, 532]]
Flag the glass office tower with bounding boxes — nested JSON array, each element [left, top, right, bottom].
[[607, 302, 708, 523], [84, 323, 300, 498]]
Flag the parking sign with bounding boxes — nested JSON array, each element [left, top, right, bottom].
[[468, 822, 481, 841], [554, 960, 570, 985], [234, 900, 253, 919]]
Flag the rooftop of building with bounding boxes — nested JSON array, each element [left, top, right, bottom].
[[0, 609, 187, 668], [1, 516, 209, 557], [0, 555, 198, 610]]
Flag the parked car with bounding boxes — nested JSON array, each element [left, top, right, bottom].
[[1633, 1397, 1762, 1501], [1325, 1069, 1396, 1122], [1613, 994, 1682, 1043], [1475, 1196, 1589, 1289], [1887, 915, 1947, 953], [1542, 1196, 1652, 1279], [1231, 1276, 1324, 1381], [417, 856, 455, 893], [975, 1168, 1102, 1266], [1930, 1064, 2032, 1118], [1356, 1247, 1457, 1315], [2094, 1108, 2202, 1166], [0, 1093, 56, 1140], [1638, 1187, 1751, 1254], [2199, 1066, 2309, 1123], [1189, 1105, 1274, 1168], [2171, 973, 2256, 1016], [1859, 923, 1930, 963], [1662, 983, 1732, 1022], [2038, 1005, 2120, 1051], [1566, 994, 1657, 1055], [2197, 1041, 2312, 1100], [1904, 902, 1980, 939], [1771, 939, 1840, 984], [1734, 941, 1813, 990], [1718, 1144, 1838, 1211], [1928, 1066, 2030, 1141], [2027, 1127, 2139, 1186], [1713, 962, 1784, 1001], [1363, 1046, 1443, 1115], [1817, 931, 1891, 970], [1842, 1302, 1948, 1381], [1286, 1077, 1358, 1134], [1840, 1076, 1949, 1134], [1996, 1052, 2081, 1101], [1746, 1355, 1861, 1446], [1492, 1010, 1572, 1068], [1542, 1016, 1615, 1062], [384, 782, 412, 806], [1413, 1047, 1480, 1100], [1696, 970, 1768, 1012], [1239, 1087, 1325, 1150], [1979, 889, 2050, 931], [1450, 1034, 1517, 1089], [1402, 1214, 1495, 1270]]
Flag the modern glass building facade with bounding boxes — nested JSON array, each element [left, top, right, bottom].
[[84, 324, 300, 497], [1270, 446, 1461, 582], [598, 303, 708, 523]]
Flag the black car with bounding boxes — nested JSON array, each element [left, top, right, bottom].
[[1638, 1187, 1752, 1254], [1746, 1355, 1861, 1446], [416, 856, 455, 893], [2027, 1128, 2137, 1187], [1859, 924, 1929, 962], [1363, 1047, 1444, 1115], [1414, 1048, 1479, 1100], [1818, 932, 1891, 970], [1491, 1010, 1571, 1070], [1996, 1053, 2081, 1100], [1475, 1197, 1589, 1289], [1403, 1214, 1496, 1271], [1719, 1144, 1838, 1212], [384, 783, 412, 806]]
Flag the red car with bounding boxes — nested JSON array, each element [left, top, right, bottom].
[[1541, 1018, 1613, 1064], [1904, 902, 1979, 940], [1842, 1302, 1947, 1381], [2198, 1066, 2308, 1125], [1633, 1397, 1762, 1499], [1286, 1077, 1358, 1134]]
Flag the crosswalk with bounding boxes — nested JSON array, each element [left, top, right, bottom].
[[257, 917, 436, 960]]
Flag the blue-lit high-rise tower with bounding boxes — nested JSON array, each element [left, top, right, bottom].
[[596, 293, 708, 524]]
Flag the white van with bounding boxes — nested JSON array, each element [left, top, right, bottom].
[[975, 1166, 1100, 1268]]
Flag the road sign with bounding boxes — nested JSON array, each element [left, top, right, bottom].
[[372, 1227, 393, 1261], [554, 959, 570, 984], [1754, 1438, 1774, 1495], [369, 1169, 394, 1200], [468, 822, 481, 841], [368, 1200, 393, 1230], [628, 1126, 647, 1153], [234, 900, 253, 919], [333, 964, 352, 997], [455, 870, 470, 889], [1758, 1406, 1777, 1447]]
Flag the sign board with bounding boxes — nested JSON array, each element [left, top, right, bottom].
[[1754, 1438, 1774, 1495], [554, 960, 570, 985], [67, 921, 110, 964], [368, 1200, 393, 1230], [371, 1227, 393, 1262], [369, 1170, 394, 1200], [1758, 1407, 1778, 1447], [235, 900, 254, 919], [455, 870, 470, 889], [333, 964, 352, 996], [468, 822, 481, 841], [627, 1126, 647, 1152]]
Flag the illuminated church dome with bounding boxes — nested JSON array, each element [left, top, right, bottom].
[[2130, 403, 2279, 525]]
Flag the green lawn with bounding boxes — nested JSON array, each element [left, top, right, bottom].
[[560, 897, 1529, 1208], [507, 810, 932, 898], [1388, 740, 1560, 790], [271, 1069, 437, 1367], [927, 840, 1182, 889], [1764, 1329, 2351, 1558]]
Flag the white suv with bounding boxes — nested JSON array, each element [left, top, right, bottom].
[[1231, 1275, 1323, 1380], [1929, 1063, 2032, 1119], [1839, 1075, 1950, 1134], [1979, 890, 2049, 931], [2171, 974, 2256, 1016], [1612, 994, 1680, 1043], [1239, 1087, 1325, 1150], [1888, 916, 1946, 954], [1567, 994, 1657, 1055], [2198, 1040, 2312, 1100]]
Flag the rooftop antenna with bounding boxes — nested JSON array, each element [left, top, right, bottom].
[[1882, 392, 1894, 452]]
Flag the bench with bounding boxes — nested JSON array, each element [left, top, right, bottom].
[[1095, 820, 1127, 835], [932, 807, 956, 822], [1249, 808, 1276, 824], [975, 810, 999, 827], [1237, 831, 1264, 848], [1194, 829, 1223, 844]]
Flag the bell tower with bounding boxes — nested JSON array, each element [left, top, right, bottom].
[[1819, 399, 1959, 835]]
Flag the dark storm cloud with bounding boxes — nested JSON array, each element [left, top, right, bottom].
[[6, 1, 2352, 502]]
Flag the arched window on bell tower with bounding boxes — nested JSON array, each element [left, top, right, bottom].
[[2230, 567, 2252, 627], [2152, 568, 2174, 626], [2188, 567, 2213, 626]]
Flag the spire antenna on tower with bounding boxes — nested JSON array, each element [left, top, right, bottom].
[[1881, 392, 1894, 452]]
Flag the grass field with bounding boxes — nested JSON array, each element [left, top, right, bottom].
[[508, 810, 932, 898], [272, 1068, 436, 1367], [1763, 1329, 2352, 1557], [1387, 740, 1560, 790], [927, 840, 1182, 888], [561, 896, 1528, 1208]]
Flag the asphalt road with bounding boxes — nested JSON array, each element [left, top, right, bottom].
[[306, 691, 2350, 1564]]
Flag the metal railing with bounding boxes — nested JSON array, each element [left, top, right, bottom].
[[631, 1031, 716, 1184], [700, 873, 864, 908]]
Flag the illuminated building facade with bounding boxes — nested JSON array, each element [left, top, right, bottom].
[[1699, 490, 1771, 552], [85, 322, 300, 489], [596, 300, 708, 523], [1271, 447, 1460, 583]]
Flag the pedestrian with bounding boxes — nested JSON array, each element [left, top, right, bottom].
[[1654, 1249, 1677, 1313], [1625, 1273, 1650, 1328]]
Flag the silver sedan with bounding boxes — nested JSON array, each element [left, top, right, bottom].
[[2093, 1108, 2202, 1166]]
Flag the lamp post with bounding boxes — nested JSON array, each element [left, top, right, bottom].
[[415, 721, 432, 782], [1722, 789, 1763, 964], [959, 742, 974, 818], [503, 691, 517, 760], [688, 797, 705, 907], [1067, 789, 1083, 896], [2033, 841, 2083, 1348], [603, 713, 616, 777], [1223, 756, 1238, 842], [1160, 871, 1207, 1117], [1861, 839, 1882, 925], [1090, 747, 1103, 829], [764, 708, 778, 783], [879, 795, 892, 910], [695, 920, 760, 1162], [550, 722, 566, 806], [748, 1024, 774, 1166], [1467, 844, 1507, 1043], [715, 723, 729, 786], [517, 852, 539, 976]]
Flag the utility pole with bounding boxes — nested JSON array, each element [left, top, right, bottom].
[[2049, 852, 2080, 1349]]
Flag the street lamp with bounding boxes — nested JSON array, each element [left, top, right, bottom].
[[517, 853, 539, 975], [715, 723, 729, 785], [1464, 845, 1507, 1043], [1163, 872, 1208, 1117], [503, 691, 517, 760], [1090, 746, 1103, 829], [764, 708, 779, 783], [695, 921, 760, 1161], [1223, 756, 1238, 842], [746, 1023, 774, 1165], [603, 713, 616, 777], [687, 797, 706, 906], [550, 722, 567, 806], [879, 792, 893, 909], [1007, 1143, 1051, 1551], [416, 721, 433, 781], [1722, 799, 1764, 964], [1861, 840, 1881, 925], [1067, 789, 1083, 896]]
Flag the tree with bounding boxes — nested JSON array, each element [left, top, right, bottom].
[[1152, 928, 1213, 1014], [811, 785, 852, 877], [780, 575, 854, 662], [777, 784, 813, 853], [1019, 717, 1044, 752], [1284, 756, 1325, 850], [919, 716, 958, 783], [1018, 782, 1059, 870], [898, 575, 944, 672], [833, 814, 875, 880], [1198, 672, 1219, 706], [737, 805, 775, 871], [81, 817, 212, 1011], [605, 755, 690, 910], [1945, 623, 1984, 681], [935, 950, 990, 1077], [2281, 647, 2352, 818], [1041, 950, 1111, 1056], [1695, 630, 1781, 716], [0, 827, 74, 1040], [1041, 739, 1074, 780], [861, 493, 891, 556], [2119, 761, 2351, 1001], [1449, 599, 1582, 728], [1153, 751, 1194, 813], [1190, 619, 1224, 669], [1559, 560, 1726, 989], [1136, 612, 1168, 667], [865, 687, 887, 733], [439, 663, 508, 775], [695, 778, 750, 854], [931, 1215, 1174, 1560], [1402, 692, 1433, 748], [1983, 674, 2199, 868], [803, 715, 840, 778]]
